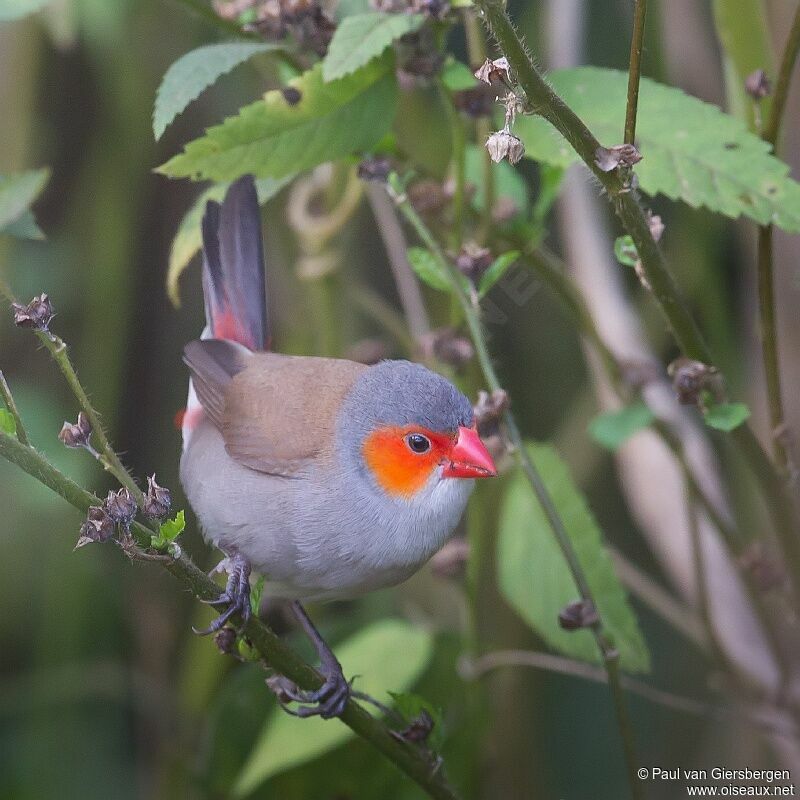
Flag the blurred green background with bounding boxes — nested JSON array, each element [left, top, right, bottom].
[[2, 1, 799, 798]]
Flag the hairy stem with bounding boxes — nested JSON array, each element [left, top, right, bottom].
[[624, 0, 648, 144], [0, 428, 460, 800], [387, 175, 643, 799], [0, 370, 29, 446]]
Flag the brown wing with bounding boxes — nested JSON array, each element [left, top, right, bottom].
[[184, 340, 367, 476]]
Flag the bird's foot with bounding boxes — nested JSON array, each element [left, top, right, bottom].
[[266, 601, 352, 719], [194, 552, 252, 636]]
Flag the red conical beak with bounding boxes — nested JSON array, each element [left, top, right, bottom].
[[442, 426, 497, 479]]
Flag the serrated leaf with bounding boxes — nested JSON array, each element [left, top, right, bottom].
[[322, 11, 424, 82], [151, 510, 186, 549], [153, 42, 282, 141], [159, 59, 398, 182], [0, 169, 49, 230], [498, 442, 650, 673], [515, 67, 800, 232], [0, 0, 49, 21], [478, 250, 519, 298], [406, 246, 452, 292], [0, 408, 16, 436], [441, 57, 476, 91], [234, 619, 433, 796], [704, 401, 751, 432], [166, 175, 293, 306], [613, 235, 639, 267], [588, 401, 655, 451]]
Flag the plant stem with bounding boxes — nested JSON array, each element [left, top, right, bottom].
[[0, 428, 460, 800], [439, 84, 466, 249], [624, 0, 648, 144], [387, 175, 643, 800], [755, 1, 800, 471], [472, 0, 800, 605], [33, 329, 147, 509], [0, 370, 29, 446]]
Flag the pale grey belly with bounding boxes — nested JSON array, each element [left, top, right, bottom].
[[180, 421, 465, 600]]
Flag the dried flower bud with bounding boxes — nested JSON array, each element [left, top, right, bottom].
[[455, 243, 493, 281], [143, 474, 171, 520], [486, 130, 525, 165], [12, 293, 54, 330], [357, 156, 393, 183], [558, 599, 599, 631], [395, 28, 444, 86], [75, 505, 116, 548], [474, 56, 511, 86], [345, 338, 389, 365], [430, 537, 470, 579], [281, 86, 302, 105], [744, 69, 771, 100], [473, 389, 509, 430], [646, 211, 665, 243], [408, 180, 448, 214], [667, 357, 720, 406], [214, 627, 238, 655], [59, 412, 93, 449], [391, 708, 434, 744], [419, 327, 474, 368], [453, 85, 497, 118], [595, 143, 642, 172], [104, 487, 137, 525]]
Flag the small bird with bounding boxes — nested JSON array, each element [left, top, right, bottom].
[[180, 176, 496, 717]]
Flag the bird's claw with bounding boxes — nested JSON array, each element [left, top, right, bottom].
[[194, 553, 252, 636], [267, 659, 353, 720]]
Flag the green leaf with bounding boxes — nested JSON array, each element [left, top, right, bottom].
[[613, 235, 639, 267], [0, 209, 44, 240], [234, 619, 433, 796], [588, 401, 655, 451], [151, 510, 186, 549], [704, 401, 751, 432], [0, 0, 50, 21], [389, 691, 445, 751], [531, 163, 564, 238], [515, 67, 800, 232], [497, 442, 650, 673], [153, 42, 282, 141], [0, 169, 49, 231], [159, 59, 398, 182], [406, 246, 452, 292], [0, 408, 16, 436], [322, 11, 424, 82], [441, 58, 476, 91], [477, 250, 519, 298], [166, 175, 293, 306]]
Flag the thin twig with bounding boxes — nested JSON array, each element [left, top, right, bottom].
[[460, 649, 799, 743], [0, 370, 29, 446], [624, 0, 648, 145], [386, 174, 643, 798], [755, 1, 800, 472], [0, 428, 461, 800], [471, 0, 800, 610]]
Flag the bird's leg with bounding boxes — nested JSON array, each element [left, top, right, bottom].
[[194, 551, 252, 636], [268, 601, 352, 720]]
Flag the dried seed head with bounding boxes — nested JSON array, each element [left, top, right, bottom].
[[76, 505, 116, 548], [474, 56, 511, 86], [143, 474, 171, 520], [485, 130, 525, 165], [59, 412, 93, 449], [214, 627, 238, 655], [418, 327, 474, 368], [357, 156, 393, 183], [391, 708, 435, 744], [744, 69, 771, 100], [594, 143, 642, 172], [667, 357, 719, 406], [430, 537, 470, 579], [558, 599, 599, 631], [473, 389, 509, 429], [647, 211, 665, 243], [104, 487, 137, 525], [453, 85, 496, 118], [455, 242, 493, 281], [12, 293, 54, 331]]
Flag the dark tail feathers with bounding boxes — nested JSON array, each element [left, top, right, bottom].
[[201, 175, 270, 351]]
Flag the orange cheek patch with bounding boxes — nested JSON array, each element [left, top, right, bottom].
[[363, 426, 449, 498]]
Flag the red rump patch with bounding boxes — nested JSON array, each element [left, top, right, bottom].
[[213, 306, 255, 349]]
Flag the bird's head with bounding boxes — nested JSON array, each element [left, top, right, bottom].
[[337, 361, 497, 502]]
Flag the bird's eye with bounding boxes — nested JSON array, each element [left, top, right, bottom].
[[405, 433, 431, 454]]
